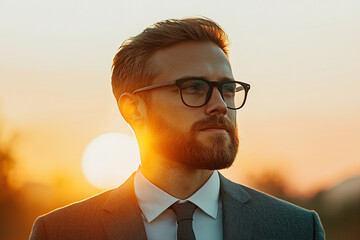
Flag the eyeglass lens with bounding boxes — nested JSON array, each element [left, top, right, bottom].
[[179, 79, 246, 109]]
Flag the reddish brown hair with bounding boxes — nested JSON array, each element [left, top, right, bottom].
[[111, 17, 230, 101]]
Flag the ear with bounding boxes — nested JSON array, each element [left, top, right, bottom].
[[118, 92, 147, 127]]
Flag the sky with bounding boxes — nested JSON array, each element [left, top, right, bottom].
[[1, 0, 360, 197]]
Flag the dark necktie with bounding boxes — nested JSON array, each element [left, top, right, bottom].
[[170, 202, 197, 240]]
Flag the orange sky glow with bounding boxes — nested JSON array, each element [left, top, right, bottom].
[[1, 0, 360, 199]]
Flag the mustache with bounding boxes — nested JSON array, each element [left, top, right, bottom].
[[191, 115, 236, 133]]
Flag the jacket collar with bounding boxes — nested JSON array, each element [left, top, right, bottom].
[[219, 173, 254, 240]]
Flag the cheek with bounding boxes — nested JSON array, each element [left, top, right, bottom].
[[172, 112, 196, 133], [150, 109, 193, 136], [151, 95, 196, 130]]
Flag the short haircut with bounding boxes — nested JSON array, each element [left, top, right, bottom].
[[111, 17, 230, 102]]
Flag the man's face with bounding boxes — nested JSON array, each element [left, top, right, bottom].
[[144, 41, 239, 170]]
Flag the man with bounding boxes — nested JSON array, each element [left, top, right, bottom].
[[30, 17, 325, 239]]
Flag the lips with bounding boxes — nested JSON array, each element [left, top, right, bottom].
[[191, 116, 235, 136], [200, 125, 229, 133]]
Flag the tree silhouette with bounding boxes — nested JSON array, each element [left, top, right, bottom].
[[248, 169, 290, 200], [0, 126, 16, 193], [0, 120, 22, 240]]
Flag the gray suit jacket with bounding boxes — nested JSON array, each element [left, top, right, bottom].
[[30, 173, 325, 239]]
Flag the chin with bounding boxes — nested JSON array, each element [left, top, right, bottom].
[[181, 136, 237, 170]]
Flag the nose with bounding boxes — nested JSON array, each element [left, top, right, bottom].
[[205, 87, 228, 115]]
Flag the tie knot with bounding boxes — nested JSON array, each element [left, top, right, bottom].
[[170, 202, 197, 223]]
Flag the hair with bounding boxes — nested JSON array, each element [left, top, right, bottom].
[[111, 17, 230, 102]]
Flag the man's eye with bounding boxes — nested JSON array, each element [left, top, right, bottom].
[[223, 86, 235, 92], [222, 86, 235, 96], [181, 82, 207, 94], [182, 84, 202, 90]]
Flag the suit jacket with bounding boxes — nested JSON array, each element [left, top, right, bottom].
[[30, 173, 325, 240]]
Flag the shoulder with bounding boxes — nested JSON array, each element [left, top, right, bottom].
[[34, 172, 136, 223], [39, 189, 113, 222], [219, 173, 311, 214], [30, 189, 114, 240], [219, 174, 325, 238], [244, 184, 306, 211], [30, 173, 137, 239]]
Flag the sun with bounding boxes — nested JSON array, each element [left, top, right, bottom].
[[81, 133, 141, 189]]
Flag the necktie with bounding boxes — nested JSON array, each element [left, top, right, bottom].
[[170, 202, 197, 240]]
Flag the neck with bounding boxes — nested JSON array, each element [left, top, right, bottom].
[[139, 153, 213, 200]]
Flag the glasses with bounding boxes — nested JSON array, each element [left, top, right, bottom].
[[133, 77, 250, 110]]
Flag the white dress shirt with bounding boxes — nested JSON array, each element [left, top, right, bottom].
[[134, 169, 223, 240]]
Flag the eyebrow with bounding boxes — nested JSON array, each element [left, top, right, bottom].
[[174, 76, 236, 82]]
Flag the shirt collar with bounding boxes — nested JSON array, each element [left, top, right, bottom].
[[187, 170, 220, 219], [134, 169, 220, 223]]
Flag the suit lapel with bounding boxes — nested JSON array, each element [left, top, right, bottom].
[[101, 173, 147, 240], [220, 173, 254, 240]]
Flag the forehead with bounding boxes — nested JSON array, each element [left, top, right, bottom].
[[148, 41, 234, 84]]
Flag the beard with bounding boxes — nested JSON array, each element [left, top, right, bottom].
[[147, 111, 239, 170]]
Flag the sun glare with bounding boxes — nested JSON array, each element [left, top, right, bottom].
[[81, 133, 141, 189]]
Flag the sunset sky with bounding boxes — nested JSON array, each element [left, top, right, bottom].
[[1, 0, 359, 198]]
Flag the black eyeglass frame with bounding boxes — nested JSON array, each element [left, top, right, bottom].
[[132, 77, 251, 110]]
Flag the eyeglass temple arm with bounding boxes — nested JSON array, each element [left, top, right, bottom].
[[132, 81, 176, 94]]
